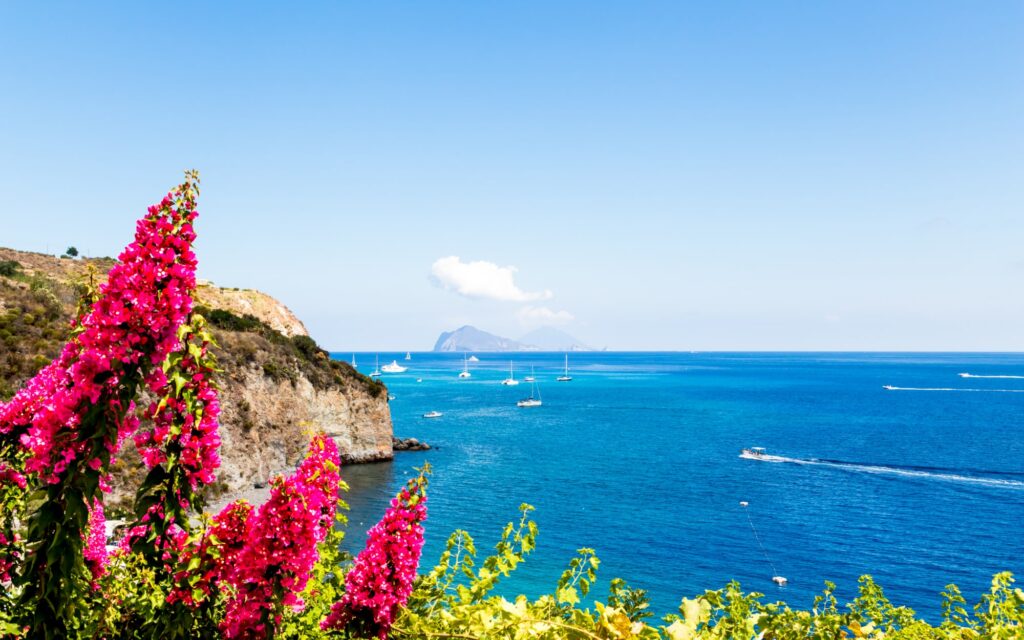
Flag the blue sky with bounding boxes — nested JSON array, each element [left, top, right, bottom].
[[1, 2, 1022, 350]]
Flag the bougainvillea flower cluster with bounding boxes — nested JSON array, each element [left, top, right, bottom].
[[127, 315, 223, 566], [133, 322, 221, 491], [220, 434, 341, 639], [83, 499, 108, 583], [0, 186, 199, 485], [321, 469, 429, 639], [167, 499, 253, 609], [0, 175, 202, 636]]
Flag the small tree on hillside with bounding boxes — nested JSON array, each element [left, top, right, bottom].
[[64, 246, 79, 258]]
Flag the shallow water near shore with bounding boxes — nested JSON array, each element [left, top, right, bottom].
[[332, 352, 1024, 619]]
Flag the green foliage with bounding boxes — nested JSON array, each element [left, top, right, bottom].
[[65, 246, 79, 258], [0, 260, 19, 277], [203, 306, 264, 333], [292, 334, 325, 360]]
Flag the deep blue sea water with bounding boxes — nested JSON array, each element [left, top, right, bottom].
[[330, 352, 1024, 619]]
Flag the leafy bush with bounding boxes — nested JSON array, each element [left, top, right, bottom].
[[204, 306, 264, 332], [292, 334, 325, 359], [0, 260, 19, 277]]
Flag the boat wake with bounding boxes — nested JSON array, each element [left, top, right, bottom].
[[958, 373, 1024, 379], [739, 452, 1024, 489], [883, 386, 1024, 393]]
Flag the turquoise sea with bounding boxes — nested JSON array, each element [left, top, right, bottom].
[[331, 352, 1024, 619]]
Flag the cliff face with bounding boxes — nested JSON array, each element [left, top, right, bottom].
[[0, 247, 393, 510]]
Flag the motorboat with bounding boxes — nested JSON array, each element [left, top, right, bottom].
[[388, 394, 396, 400], [882, 385, 897, 390], [556, 354, 572, 382], [501, 361, 519, 386], [382, 360, 408, 373], [740, 447, 766, 458], [422, 411, 443, 419]]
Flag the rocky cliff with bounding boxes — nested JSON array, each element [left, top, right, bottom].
[[0, 247, 394, 511]]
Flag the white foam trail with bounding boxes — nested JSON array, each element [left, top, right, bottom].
[[884, 386, 1024, 393], [958, 373, 1024, 379], [740, 453, 1024, 489]]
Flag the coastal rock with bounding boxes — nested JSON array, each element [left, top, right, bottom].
[[214, 364, 393, 491], [393, 436, 431, 452]]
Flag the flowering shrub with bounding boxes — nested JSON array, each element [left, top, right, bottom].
[[83, 499, 108, 584], [0, 173, 202, 637], [221, 434, 341, 639], [322, 467, 429, 638], [128, 313, 222, 568]]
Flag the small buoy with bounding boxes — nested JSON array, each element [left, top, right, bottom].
[[739, 501, 749, 507], [772, 576, 788, 586]]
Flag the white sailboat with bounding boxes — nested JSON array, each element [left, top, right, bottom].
[[517, 379, 542, 407], [501, 361, 519, 386], [458, 353, 471, 378], [382, 360, 407, 373], [556, 354, 572, 382], [405, 352, 412, 361], [370, 354, 381, 378], [351, 353, 357, 367], [523, 366, 536, 383]]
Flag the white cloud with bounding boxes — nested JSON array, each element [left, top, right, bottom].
[[517, 305, 574, 327], [430, 256, 553, 302]]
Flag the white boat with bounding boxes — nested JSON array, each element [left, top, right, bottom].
[[370, 354, 381, 378], [523, 366, 536, 383], [501, 361, 519, 386], [405, 352, 412, 361], [382, 360, 408, 373], [882, 385, 897, 390], [458, 353, 471, 379], [388, 394, 396, 400], [422, 411, 443, 419], [416, 378, 423, 383], [468, 355, 480, 362], [740, 447, 766, 458], [351, 353, 357, 367], [556, 354, 572, 382], [517, 379, 542, 407]]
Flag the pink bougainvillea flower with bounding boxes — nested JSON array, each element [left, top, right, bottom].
[[220, 434, 341, 639], [321, 468, 429, 639]]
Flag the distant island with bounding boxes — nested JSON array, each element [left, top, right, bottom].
[[433, 325, 595, 352]]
